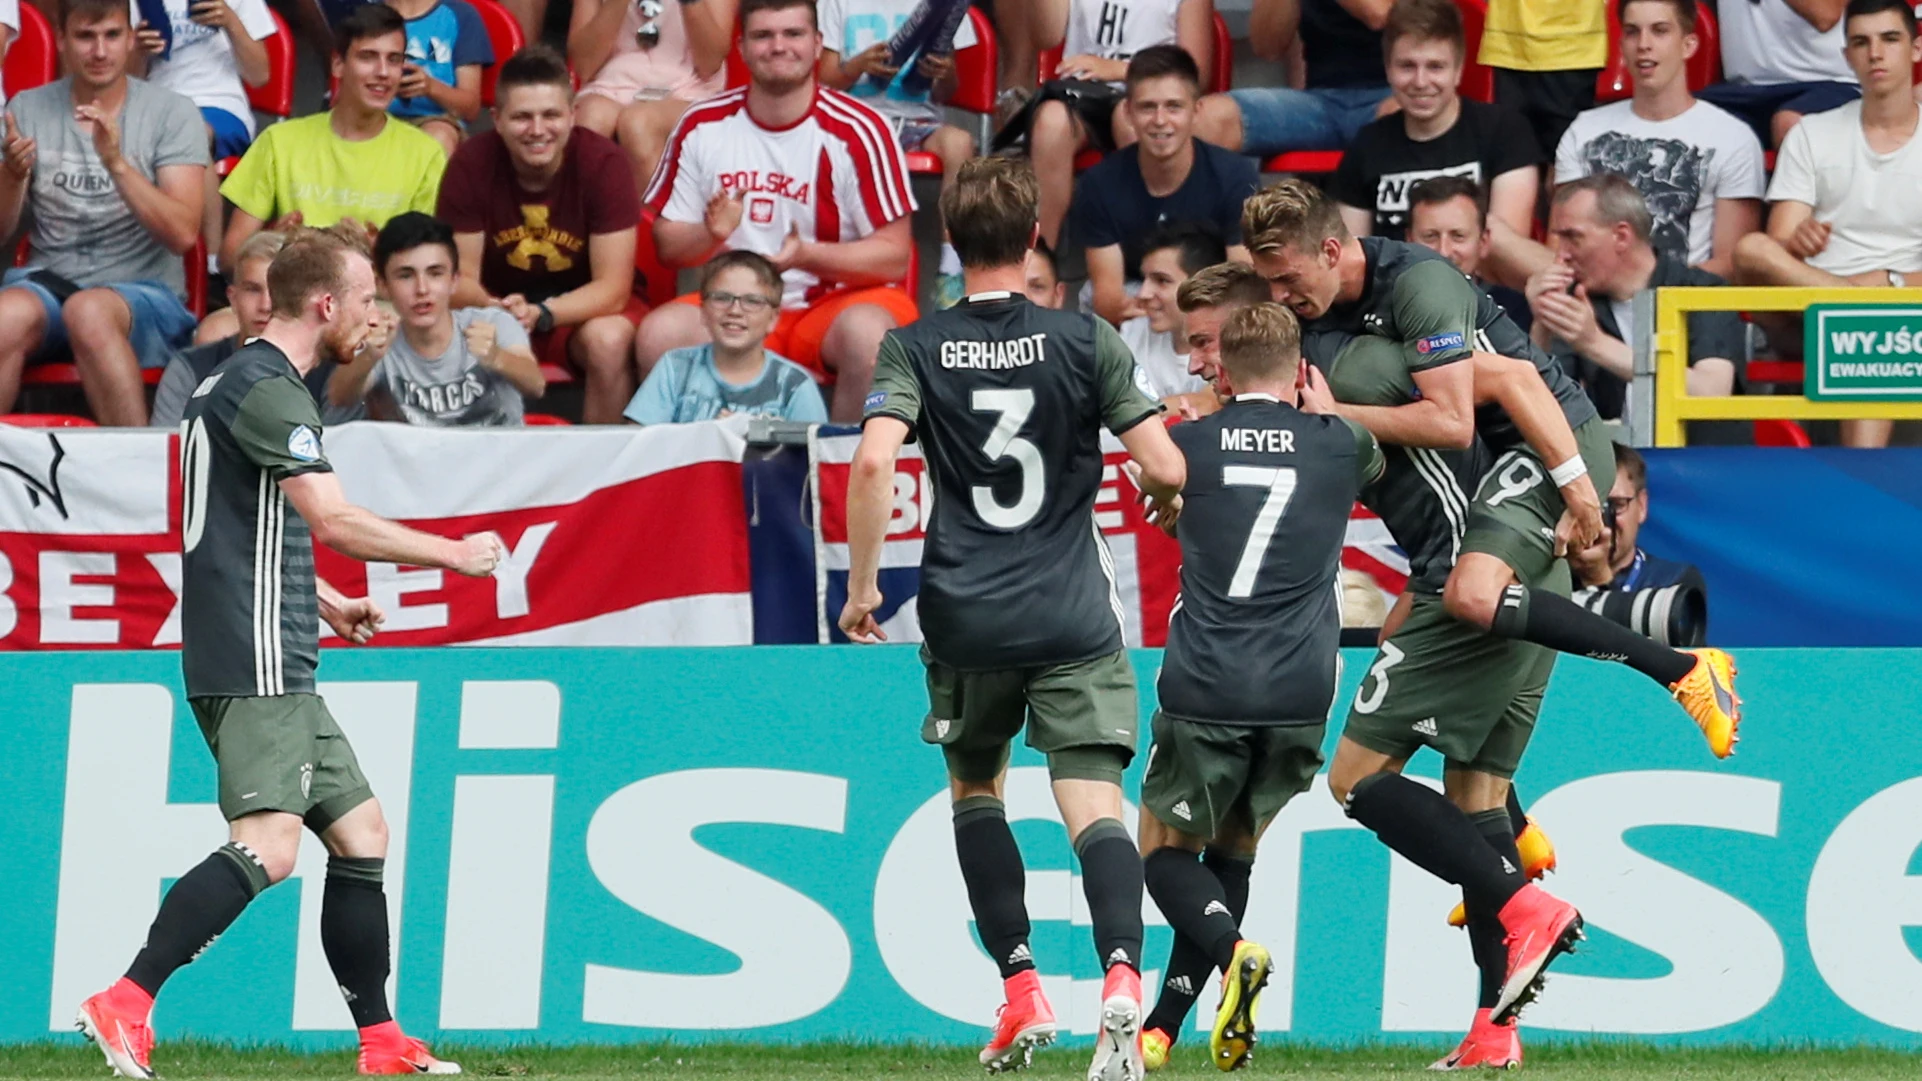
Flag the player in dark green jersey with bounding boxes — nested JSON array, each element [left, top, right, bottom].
[[842, 158, 1186, 1081], [1242, 179, 1741, 763], [78, 226, 502, 1081], [1136, 304, 1384, 1074]]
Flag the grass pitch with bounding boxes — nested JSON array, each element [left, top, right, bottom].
[[6, 1041, 1922, 1080]]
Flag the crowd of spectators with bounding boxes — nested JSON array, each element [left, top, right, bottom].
[[0, 0, 1916, 447]]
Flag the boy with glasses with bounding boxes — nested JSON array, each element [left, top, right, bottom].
[[623, 250, 827, 423]]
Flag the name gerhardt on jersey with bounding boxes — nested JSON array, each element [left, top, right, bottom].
[[865, 292, 1162, 671], [179, 341, 334, 699], [1157, 395, 1384, 726]]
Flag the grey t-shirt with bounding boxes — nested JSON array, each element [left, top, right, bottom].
[[371, 307, 531, 427], [10, 77, 208, 298]]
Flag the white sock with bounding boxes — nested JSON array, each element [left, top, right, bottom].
[[939, 243, 961, 276]]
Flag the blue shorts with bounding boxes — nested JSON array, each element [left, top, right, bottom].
[[1, 269, 198, 369], [201, 106, 254, 160], [1226, 85, 1391, 157], [1695, 81, 1860, 145]]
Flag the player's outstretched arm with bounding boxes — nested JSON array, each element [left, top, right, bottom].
[[839, 417, 910, 644], [280, 472, 504, 577], [1117, 417, 1185, 506], [1470, 351, 1602, 551], [1318, 360, 1476, 449], [317, 577, 385, 645]]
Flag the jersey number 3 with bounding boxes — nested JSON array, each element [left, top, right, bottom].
[[970, 388, 1045, 529], [180, 417, 212, 553], [1222, 465, 1298, 597]]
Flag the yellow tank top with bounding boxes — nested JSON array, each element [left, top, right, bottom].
[[1478, 0, 1609, 72]]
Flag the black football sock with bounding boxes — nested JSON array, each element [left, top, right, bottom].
[[1143, 848, 1241, 971], [954, 797, 1036, 979], [1344, 773, 1523, 914], [1466, 809, 1526, 1009], [1075, 818, 1145, 972], [126, 843, 270, 997], [1489, 583, 1695, 685], [1145, 849, 1254, 1037], [320, 857, 394, 1028], [1505, 785, 1529, 838]]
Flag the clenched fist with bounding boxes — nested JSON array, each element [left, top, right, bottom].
[[464, 319, 500, 369], [454, 531, 506, 577]]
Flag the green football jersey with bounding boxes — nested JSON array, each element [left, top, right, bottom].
[[1305, 237, 1597, 450], [178, 340, 333, 698], [1311, 330, 1491, 594], [865, 291, 1161, 671]]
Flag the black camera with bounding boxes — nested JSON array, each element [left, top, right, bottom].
[[1572, 573, 1707, 648]]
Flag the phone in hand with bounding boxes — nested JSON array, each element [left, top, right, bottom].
[[136, 0, 173, 58]]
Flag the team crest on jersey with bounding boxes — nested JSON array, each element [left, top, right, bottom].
[[1132, 365, 1154, 398], [750, 197, 776, 225], [1416, 331, 1465, 355], [865, 391, 887, 411], [287, 425, 322, 462]]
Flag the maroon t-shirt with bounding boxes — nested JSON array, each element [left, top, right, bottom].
[[436, 128, 640, 304]]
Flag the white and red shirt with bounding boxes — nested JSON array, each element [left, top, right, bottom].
[[645, 85, 916, 309]]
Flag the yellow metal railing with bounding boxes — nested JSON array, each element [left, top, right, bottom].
[[1652, 286, 1922, 446]]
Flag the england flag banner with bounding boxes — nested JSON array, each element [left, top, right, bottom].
[[0, 422, 756, 650], [805, 430, 1409, 646]]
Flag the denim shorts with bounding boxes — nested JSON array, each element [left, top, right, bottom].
[[1226, 85, 1391, 157], [1, 268, 198, 369]]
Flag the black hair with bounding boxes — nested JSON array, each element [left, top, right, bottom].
[[334, 3, 405, 58], [1140, 221, 1229, 277], [373, 212, 459, 275]]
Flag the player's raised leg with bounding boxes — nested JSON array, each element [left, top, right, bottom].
[[1140, 845, 1254, 1071]]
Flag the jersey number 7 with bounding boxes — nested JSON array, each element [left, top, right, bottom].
[[1222, 465, 1298, 597]]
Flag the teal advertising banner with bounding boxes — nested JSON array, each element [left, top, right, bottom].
[[2, 647, 1919, 1047]]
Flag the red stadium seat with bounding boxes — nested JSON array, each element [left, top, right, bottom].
[[1, 413, 97, 427], [1598, 1, 1718, 103], [1453, 0, 1494, 103], [1747, 359, 1804, 384], [1754, 419, 1811, 447], [523, 412, 572, 424], [1262, 150, 1345, 175], [635, 213, 678, 308], [2, 3, 55, 99], [250, 9, 298, 120], [538, 363, 575, 385], [469, 0, 526, 107], [905, 7, 999, 175]]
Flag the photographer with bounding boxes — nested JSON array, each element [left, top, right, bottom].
[[1569, 442, 1709, 647]]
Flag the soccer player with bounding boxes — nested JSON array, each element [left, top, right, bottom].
[[839, 156, 1185, 1080], [76, 225, 504, 1079], [1137, 302, 1384, 1073], [1240, 179, 1742, 757]]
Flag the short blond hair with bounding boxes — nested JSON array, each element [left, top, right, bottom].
[[1242, 179, 1348, 256], [234, 229, 288, 271], [1218, 303, 1302, 385], [268, 223, 372, 320], [1175, 260, 1270, 314]]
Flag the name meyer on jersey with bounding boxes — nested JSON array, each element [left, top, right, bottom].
[[939, 334, 1048, 370], [1220, 427, 1297, 454]]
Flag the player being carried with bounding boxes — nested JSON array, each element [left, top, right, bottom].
[[840, 156, 1186, 1081], [77, 225, 504, 1079], [1134, 301, 1384, 1073]]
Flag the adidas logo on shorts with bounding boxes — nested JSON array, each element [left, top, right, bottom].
[[1171, 800, 1193, 821], [1413, 717, 1439, 737]]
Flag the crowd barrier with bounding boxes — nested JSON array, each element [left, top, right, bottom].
[[3, 645, 1920, 1046]]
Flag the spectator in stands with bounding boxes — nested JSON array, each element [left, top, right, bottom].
[[1007, 0, 1212, 247], [1698, 0, 1858, 148], [329, 212, 543, 425], [1732, 0, 1922, 448], [1072, 44, 1256, 328], [383, 0, 492, 158], [1570, 441, 1708, 604], [0, 3, 18, 108], [637, 0, 917, 423], [568, 0, 733, 193], [819, 0, 977, 305], [438, 46, 642, 425], [624, 250, 827, 423], [1529, 174, 1740, 423], [1330, 0, 1540, 245], [1024, 239, 1066, 309], [1405, 175, 1532, 332], [135, 0, 275, 262], [1123, 222, 1220, 401], [217, 4, 445, 277], [1555, 0, 1764, 279], [154, 229, 282, 426], [0, 0, 207, 427], [1190, 0, 1389, 162], [1479, 0, 1606, 155]]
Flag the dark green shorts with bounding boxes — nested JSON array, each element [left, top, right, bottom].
[[190, 693, 373, 830], [1336, 589, 1559, 779], [1141, 711, 1324, 841], [1462, 416, 1619, 584], [921, 647, 1139, 785]]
